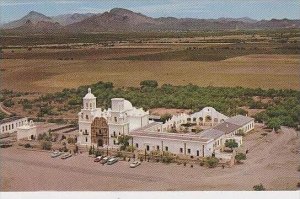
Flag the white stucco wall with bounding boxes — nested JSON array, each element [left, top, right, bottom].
[[0, 117, 28, 134], [132, 136, 215, 157]]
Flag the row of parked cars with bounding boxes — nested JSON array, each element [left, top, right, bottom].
[[51, 151, 72, 159], [94, 156, 141, 168]]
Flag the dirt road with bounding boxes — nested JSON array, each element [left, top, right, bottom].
[[0, 126, 299, 191]]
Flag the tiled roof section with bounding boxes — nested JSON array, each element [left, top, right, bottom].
[[213, 122, 241, 134], [0, 116, 24, 125], [199, 128, 225, 140], [130, 131, 211, 143], [225, 115, 254, 126]]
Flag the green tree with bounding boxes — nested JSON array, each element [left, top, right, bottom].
[[225, 139, 239, 150], [117, 135, 132, 151], [235, 153, 247, 163], [267, 117, 281, 131]]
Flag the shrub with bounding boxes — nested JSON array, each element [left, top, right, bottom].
[[253, 183, 266, 191], [200, 161, 205, 166], [41, 141, 52, 150], [205, 157, 219, 168], [3, 99, 14, 107], [24, 143, 31, 148], [67, 137, 76, 144], [235, 153, 247, 163]]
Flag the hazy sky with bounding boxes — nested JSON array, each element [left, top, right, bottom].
[[0, 0, 299, 23]]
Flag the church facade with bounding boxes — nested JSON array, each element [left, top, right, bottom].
[[77, 88, 149, 147]]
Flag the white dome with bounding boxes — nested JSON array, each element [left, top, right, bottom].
[[83, 88, 96, 99], [124, 100, 133, 110]]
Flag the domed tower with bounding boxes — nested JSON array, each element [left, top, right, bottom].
[[77, 88, 97, 146], [83, 88, 96, 110]]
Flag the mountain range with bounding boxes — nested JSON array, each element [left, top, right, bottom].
[[1, 8, 299, 33]]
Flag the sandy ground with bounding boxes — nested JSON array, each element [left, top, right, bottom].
[[1, 54, 299, 93], [0, 126, 299, 191]]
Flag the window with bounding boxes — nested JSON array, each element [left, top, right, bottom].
[[113, 131, 116, 137], [114, 117, 117, 122], [146, 145, 150, 151], [136, 143, 139, 148], [165, 146, 168, 151], [156, 145, 160, 150], [187, 149, 191, 154], [12, 124, 14, 129], [2, 126, 4, 132], [113, 140, 116, 145], [84, 130, 88, 135], [196, 150, 199, 156], [180, 148, 183, 153], [85, 137, 88, 142], [86, 115, 89, 119]]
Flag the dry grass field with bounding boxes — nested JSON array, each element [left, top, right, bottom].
[[1, 54, 299, 92]]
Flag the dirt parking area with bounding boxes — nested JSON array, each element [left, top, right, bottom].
[[0, 126, 299, 191]]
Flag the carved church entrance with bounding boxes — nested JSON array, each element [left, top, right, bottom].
[[91, 117, 109, 147]]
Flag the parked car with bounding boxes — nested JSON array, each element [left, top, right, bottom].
[[61, 153, 72, 159], [107, 157, 119, 165], [94, 156, 104, 162], [51, 151, 62, 158], [100, 156, 110, 164], [130, 161, 141, 168]]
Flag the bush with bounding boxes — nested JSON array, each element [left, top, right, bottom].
[[205, 157, 219, 168], [235, 153, 247, 163], [41, 141, 52, 150], [253, 183, 266, 191], [24, 143, 31, 148], [200, 161, 205, 166], [67, 137, 76, 144], [3, 99, 14, 107]]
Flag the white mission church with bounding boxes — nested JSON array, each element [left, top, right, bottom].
[[78, 88, 254, 157]]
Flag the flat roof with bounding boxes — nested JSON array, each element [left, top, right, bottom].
[[213, 122, 241, 134], [0, 116, 26, 125], [225, 115, 254, 126], [132, 122, 162, 131], [200, 129, 225, 139], [130, 131, 211, 143]]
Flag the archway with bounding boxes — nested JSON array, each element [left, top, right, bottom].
[[91, 117, 109, 147]]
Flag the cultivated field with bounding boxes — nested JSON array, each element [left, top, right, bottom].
[[1, 54, 299, 92], [1, 126, 299, 191]]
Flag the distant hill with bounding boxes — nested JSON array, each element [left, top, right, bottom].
[[2, 8, 300, 33], [51, 13, 95, 26], [2, 11, 54, 29]]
